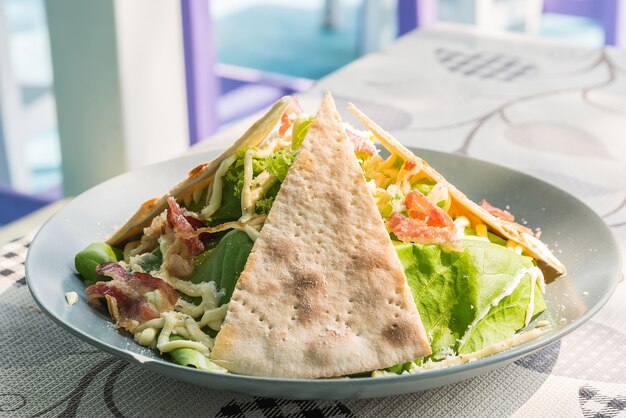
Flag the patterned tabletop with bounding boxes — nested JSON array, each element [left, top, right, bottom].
[[3, 24, 626, 417]]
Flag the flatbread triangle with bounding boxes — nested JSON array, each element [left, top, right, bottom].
[[211, 93, 432, 378], [347, 104, 566, 282]]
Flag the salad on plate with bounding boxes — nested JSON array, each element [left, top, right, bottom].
[[73, 93, 565, 378]]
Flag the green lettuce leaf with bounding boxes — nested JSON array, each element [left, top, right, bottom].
[[457, 239, 546, 354], [133, 247, 163, 273], [189, 229, 253, 305], [185, 188, 207, 213], [222, 148, 297, 216], [396, 243, 477, 360], [292, 115, 314, 150], [396, 238, 546, 363], [411, 178, 436, 196], [209, 179, 242, 226], [168, 335, 222, 371], [224, 149, 267, 198], [74, 242, 122, 285], [255, 182, 281, 215], [265, 150, 297, 182]]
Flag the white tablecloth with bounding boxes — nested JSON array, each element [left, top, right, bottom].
[[2, 24, 626, 417]]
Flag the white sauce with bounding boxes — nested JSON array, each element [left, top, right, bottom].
[[201, 154, 237, 219], [240, 149, 255, 220], [524, 266, 545, 326], [453, 216, 470, 239]]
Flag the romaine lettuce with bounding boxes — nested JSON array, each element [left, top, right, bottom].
[[396, 238, 546, 364]]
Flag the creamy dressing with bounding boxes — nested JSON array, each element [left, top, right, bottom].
[[428, 183, 450, 211], [128, 236, 226, 356], [156, 312, 211, 353], [453, 217, 470, 239], [198, 303, 229, 330], [524, 266, 545, 326], [201, 154, 237, 219], [240, 149, 256, 220], [242, 225, 260, 241]]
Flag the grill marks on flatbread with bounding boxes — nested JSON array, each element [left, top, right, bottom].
[[347, 103, 566, 282], [210, 94, 431, 378]]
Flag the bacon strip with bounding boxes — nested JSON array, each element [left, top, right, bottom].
[[388, 190, 458, 245], [86, 262, 178, 332], [166, 197, 204, 256], [480, 199, 515, 222]]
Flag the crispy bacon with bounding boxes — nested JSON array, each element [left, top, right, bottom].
[[481, 199, 515, 222], [86, 263, 178, 331], [388, 190, 458, 245], [166, 197, 204, 256], [345, 128, 377, 157]]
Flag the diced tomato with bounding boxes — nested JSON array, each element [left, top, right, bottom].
[[405, 190, 452, 227], [388, 190, 457, 245]]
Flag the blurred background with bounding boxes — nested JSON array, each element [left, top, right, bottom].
[[0, 0, 621, 225]]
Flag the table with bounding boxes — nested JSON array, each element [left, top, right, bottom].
[[2, 23, 625, 417]]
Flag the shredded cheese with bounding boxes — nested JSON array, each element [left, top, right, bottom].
[[198, 303, 229, 329], [475, 224, 488, 238]]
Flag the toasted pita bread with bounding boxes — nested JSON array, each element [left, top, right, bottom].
[[211, 93, 431, 378], [347, 103, 566, 282], [106, 96, 300, 247]]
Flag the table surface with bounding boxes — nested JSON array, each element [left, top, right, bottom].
[[2, 24, 626, 417]]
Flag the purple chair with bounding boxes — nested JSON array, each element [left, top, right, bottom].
[[542, 0, 625, 46], [0, 184, 53, 225], [397, 0, 438, 36], [180, 0, 314, 145]]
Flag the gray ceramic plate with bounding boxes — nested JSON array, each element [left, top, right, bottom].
[[26, 148, 621, 400]]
